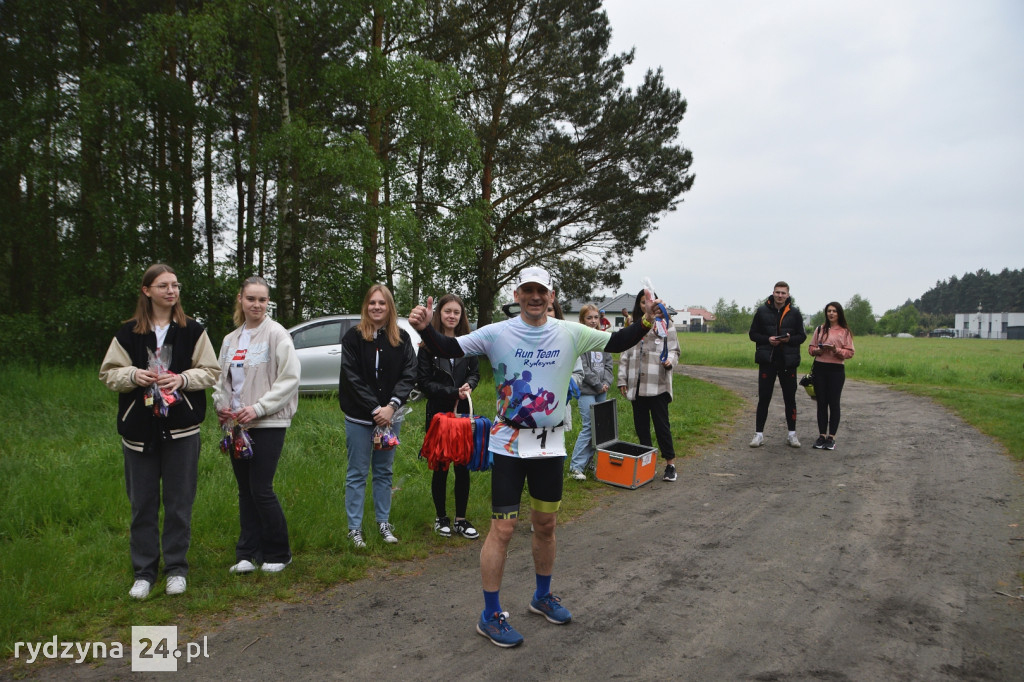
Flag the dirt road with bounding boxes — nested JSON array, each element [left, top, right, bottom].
[[43, 367, 1024, 680]]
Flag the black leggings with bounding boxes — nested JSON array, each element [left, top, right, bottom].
[[432, 464, 470, 518], [756, 364, 798, 432], [813, 360, 846, 436]]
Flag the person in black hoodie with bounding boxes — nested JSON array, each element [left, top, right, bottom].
[[416, 294, 481, 539], [747, 281, 806, 448], [99, 264, 220, 600], [339, 284, 417, 548]]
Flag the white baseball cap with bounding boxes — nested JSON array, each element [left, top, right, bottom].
[[515, 266, 553, 291]]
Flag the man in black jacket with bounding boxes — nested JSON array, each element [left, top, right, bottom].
[[748, 281, 806, 448]]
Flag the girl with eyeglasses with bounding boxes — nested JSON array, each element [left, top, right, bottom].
[[99, 264, 220, 599]]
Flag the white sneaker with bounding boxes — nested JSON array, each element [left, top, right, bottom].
[[166, 576, 186, 595], [569, 469, 586, 481], [229, 559, 257, 574], [129, 579, 152, 600], [348, 529, 366, 548], [786, 433, 801, 448], [261, 559, 291, 573], [749, 433, 764, 448], [378, 522, 399, 544]]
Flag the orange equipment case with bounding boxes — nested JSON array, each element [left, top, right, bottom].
[[590, 399, 657, 489]]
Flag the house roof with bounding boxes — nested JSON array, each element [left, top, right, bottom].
[[564, 293, 636, 314], [687, 307, 716, 321], [565, 293, 684, 318]]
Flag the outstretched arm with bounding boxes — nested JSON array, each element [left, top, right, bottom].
[[605, 320, 649, 353], [418, 323, 465, 359], [604, 297, 665, 352]]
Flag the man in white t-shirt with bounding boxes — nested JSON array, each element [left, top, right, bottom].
[[409, 267, 664, 647]]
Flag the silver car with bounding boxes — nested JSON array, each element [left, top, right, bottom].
[[287, 315, 422, 394]]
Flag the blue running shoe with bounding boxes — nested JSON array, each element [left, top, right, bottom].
[[476, 611, 524, 648], [529, 593, 572, 624]]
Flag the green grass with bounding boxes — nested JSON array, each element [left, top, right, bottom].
[[0, 358, 741, 662], [5, 337, 1017, 662], [681, 333, 1024, 460]]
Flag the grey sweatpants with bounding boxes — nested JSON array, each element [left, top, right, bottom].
[[123, 432, 200, 582]]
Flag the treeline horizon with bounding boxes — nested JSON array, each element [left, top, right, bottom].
[[912, 268, 1024, 316], [709, 267, 1023, 337]]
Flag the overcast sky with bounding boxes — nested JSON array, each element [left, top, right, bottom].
[[599, 0, 1024, 317]]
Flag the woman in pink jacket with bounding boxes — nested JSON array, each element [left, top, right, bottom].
[[807, 302, 855, 450]]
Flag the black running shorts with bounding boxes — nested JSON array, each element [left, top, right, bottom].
[[490, 454, 564, 520]]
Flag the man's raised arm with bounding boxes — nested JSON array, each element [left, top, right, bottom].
[[603, 297, 665, 353]]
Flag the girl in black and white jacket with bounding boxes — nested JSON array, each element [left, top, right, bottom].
[[99, 264, 219, 600]]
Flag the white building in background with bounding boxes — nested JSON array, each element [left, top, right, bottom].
[[673, 307, 716, 332], [954, 311, 1024, 339]]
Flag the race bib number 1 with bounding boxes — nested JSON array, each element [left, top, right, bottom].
[[517, 424, 566, 458]]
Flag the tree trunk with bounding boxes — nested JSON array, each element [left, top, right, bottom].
[[362, 8, 385, 290], [245, 54, 260, 274], [259, 174, 268, 276], [273, 2, 296, 322], [230, 112, 246, 275], [182, 41, 196, 264], [164, 0, 184, 262], [411, 142, 426, 305], [382, 118, 393, 291], [76, 5, 103, 282], [203, 122, 215, 279]]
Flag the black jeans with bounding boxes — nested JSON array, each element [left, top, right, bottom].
[[230, 427, 291, 564], [756, 364, 797, 432], [631, 392, 676, 459], [813, 361, 846, 436]]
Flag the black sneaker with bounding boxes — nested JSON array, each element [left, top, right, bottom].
[[663, 463, 677, 482], [824, 437, 836, 451], [434, 516, 452, 537], [812, 435, 827, 449], [453, 518, 479, 539]]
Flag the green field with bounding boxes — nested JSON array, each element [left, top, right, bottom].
[[682, 333, 1024, 460], [0, 359, 741, 662]]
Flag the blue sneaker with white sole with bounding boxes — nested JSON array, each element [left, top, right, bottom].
[[476, 610, 524, 648], [529, 592, 572, 624]]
